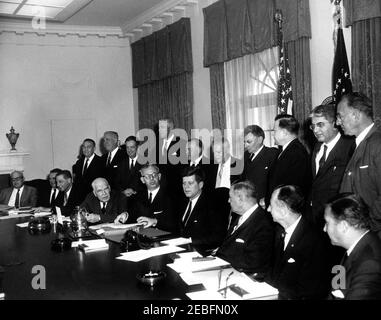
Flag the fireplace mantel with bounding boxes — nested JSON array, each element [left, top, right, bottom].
[[0, 151, 30, 174]]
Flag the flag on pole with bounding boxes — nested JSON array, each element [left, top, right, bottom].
[[332, 0, 352, 105], [276, 10, 293, 115]]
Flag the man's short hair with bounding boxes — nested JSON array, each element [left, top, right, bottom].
[[57, 170, 72, 180], [189, 138, 204, 153], [139, 164, 160, 175], [181, 166, 205, 183], [104, 131, 119, 140], [244, 125, 265, 140], [340, 92, 373, 119], [310, 104, 336, 123], [49, 168, 62, 175], [274, 114, 299, 135], [326, 193, 371, 230], [83, 138, 96, 147], [231, 181, 258, 201], [125, 135, 138, 145], [274, 185, 305, 215], [10, 170, 24, 179], [91, 177, 110, 190]]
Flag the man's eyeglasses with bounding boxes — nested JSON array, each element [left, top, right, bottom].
[[142, 173, 159, 180], [11, 177, 23, 181], [309, 121, 333, 130]]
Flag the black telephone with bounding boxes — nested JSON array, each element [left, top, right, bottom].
[[120, 230, 153, 252]]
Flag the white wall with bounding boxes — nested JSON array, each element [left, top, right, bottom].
[[0, 25, 134, 179]]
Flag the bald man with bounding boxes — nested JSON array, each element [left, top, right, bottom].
[[80, 178, 128, 223]]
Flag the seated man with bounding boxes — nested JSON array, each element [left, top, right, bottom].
[[80, 178, 128, 223], [0, 171, 37, 207], [116, 164, 177, 233], [38, 168, 63, 208], [55, 170, 81, 216], [324, 193, 381, 300], [266, 185, 330, 300], [216, 181, 274, 276]]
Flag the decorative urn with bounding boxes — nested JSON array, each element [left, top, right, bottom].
[[6, 127, 19, 152]]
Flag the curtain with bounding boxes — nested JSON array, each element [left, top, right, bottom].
[[224, 47, 279, 157], [351, 17, 381, 127], [210, 63, 226, 131]]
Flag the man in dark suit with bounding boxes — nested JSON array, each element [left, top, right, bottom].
[[80, 178, 128, 224], [309, 104, 355, 229], [72, 138, 104, 203], [0, 171, 37, 207], [37, 168, 63, 208], [101, 131, 126, 189], [241, 125, 278, 204], [116, 164, 177, 233], [180, 167, 226, 251], [324, 193, 381, 299], [266, 185, 330, 299], [55, 170, 81, 216], [115, 136, 145, 198], [266, 114, 311, 206], [216, 181, 274, 276], [337, 93, 381, 232]]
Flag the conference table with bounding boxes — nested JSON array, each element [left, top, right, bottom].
[[0, 216, 194, 300]]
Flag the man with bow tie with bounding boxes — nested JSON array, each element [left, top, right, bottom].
[[266, 185, 330, 299]]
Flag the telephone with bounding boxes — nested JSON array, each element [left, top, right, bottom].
[[120, 230, 153, 252]]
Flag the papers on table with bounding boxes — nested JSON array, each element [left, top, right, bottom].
[[0, 213, 33, 220], [72, 239, 108, 249], [160, 237, 192, 246], [89, 222, 143, 230], [16, 222, 30, 228], [167, 255, 230, 273], [116, 245, 186, 262], [34, 211, 52, 217]]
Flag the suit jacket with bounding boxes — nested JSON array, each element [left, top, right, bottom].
[[266, 139, 311, 205], [129, 187, 177, 233], [115, 156, 145, 193], [337, 232, 381, 300], [0, 185, 37, 207], [180, 191, 226, 249], [241, 147, 279, 200], [340, 126, 381, 231], [55, 184, 82, 216], [309, 136, 355, 229], [101, 148, 127, 189], [73, 154, 105, 203], [266, 217, 330, 299], [80, 190, 128, 223], [216, 206, 274, 274], [38, 186, 64, 208]]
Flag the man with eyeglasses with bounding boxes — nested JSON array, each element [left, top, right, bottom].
[[337, 93, 381, 232], [115, 164, 177, 232], [308, 104, 355, 229], [0, 171, 37, 208], [80, 178, 128, 223]]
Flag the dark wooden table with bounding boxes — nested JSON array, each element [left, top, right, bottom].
[[0, 217, 191, 300]]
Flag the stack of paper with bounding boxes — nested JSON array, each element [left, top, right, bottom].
[[72, 239, 109, 252], [160, 237, 192, 246], [167, 255, 230, 273], [116, 245, 186, 262]]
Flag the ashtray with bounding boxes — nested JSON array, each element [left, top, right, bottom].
[[51, 238, 72, 252], [137, 271, 166, 287], [28, 217, 51, 234]]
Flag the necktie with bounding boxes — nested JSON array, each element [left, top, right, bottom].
[[182, 200, 192, 226], [101, 202, 106, 214], [277, 145, 283, 158], [228, 214, 239, 235], [340, 252, 349, 266], [50, 189, 57, 206], [83, 158, 89, 175], [15, 189, 20, 209], [130, 159, 134, 170], [250, 153, 256, 161], [216, 163, 224, 188], [282, 231, 288, 251], [63, 192, 68, 206], [318, 145, 328, 171], [148, 192, 152, 203], [106, 153, 111, 167]]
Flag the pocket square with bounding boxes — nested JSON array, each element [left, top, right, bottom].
[[359, 165, 369, 169], [331, 290, 344, 299], [113, 165, 118, 168], [333, 166, 337, 171], [235, 238, 245, 243], [287, 258, 295, 263], [153, 211, 163, 215]]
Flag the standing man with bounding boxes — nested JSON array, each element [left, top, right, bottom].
[[337, 93, 381, 232], [241, 125, 278, 204], [72, 138, 104, 203], [324, 193, 381, 299], [309, 104, 355, 229], [266, 114, 311, 206], [101, 131, 126, 189], [0, 171, 37, 207], [267, 185, 330, 299], [55, 170, 81, 216]]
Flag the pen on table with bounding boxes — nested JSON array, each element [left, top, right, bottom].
[[192, 256, 216, 262]]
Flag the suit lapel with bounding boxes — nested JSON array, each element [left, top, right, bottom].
[[283, 217, 304, 254]]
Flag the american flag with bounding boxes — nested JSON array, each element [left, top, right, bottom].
[[276, 12, 293, 115], [332, 1, 352, 105]]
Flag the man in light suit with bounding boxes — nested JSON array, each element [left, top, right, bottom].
[[337, 93, 381, 232], [0, 171, 37, 207], [216, 181, 274, 277], [309, 104, 355, 229], [80, 178, 128, 224], [241, 125, 278, 204], [266, 114, 311, 206], [266, 185, 330, 299], [324, 193, 381, 300]]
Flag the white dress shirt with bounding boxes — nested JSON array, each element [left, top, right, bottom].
[[191, 155, 203, 167], [355, 123, 374, 148], [232, 204, 258, 234], [216, 157, 231, 189], [250, 145, 264, 161], [147, 187, 160, 202], [108, 147, 119, 164], [83, 153, 95, 173], [315, 133, 341, 174], [8, 186, 24, 206], [182, 193, 201, 222], [284, 215, 302, 250], [347, 230, 369, 256]]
